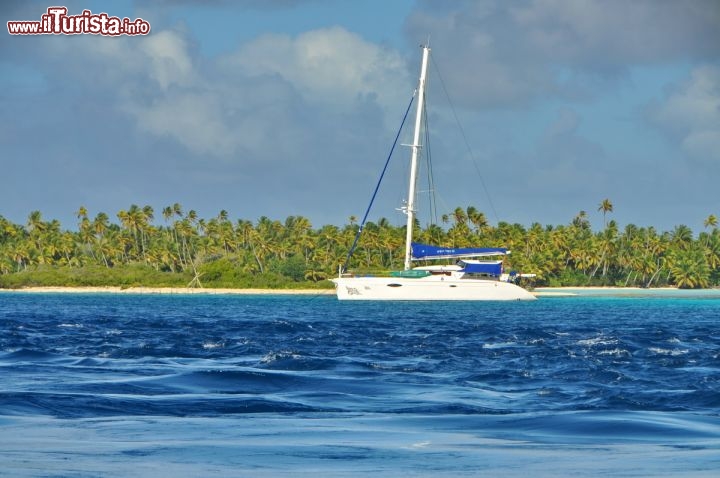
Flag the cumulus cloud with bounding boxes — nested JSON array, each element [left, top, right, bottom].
[[135, 27, 409, 159], [21, 26, 410, 161], [1, 17, 416, 225], [220, 27, 410, 113], [136, 27, 409, 160], [405, 2, 557, 107], [405, 0, 720, 107], [130, 92, 237, 156], [3, 0, 719, 231], [647, 65, 720, 164], [143, 30, 196, 90], [510, 0, 720, 65]]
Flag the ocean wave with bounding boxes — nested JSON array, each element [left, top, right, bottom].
[[0, 391, 330, 418], [596, 348, 632, 358], [2, 293, 720, 478], [1, 294, 719, 420], [201, 341, 225, 350], [0, 348, 62, 361], [648, 347, 689, 356], [479, 410, 720, 444], [577, 336, 619, 347]]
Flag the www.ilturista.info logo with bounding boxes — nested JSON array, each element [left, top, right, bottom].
[[7, 6, 150, 36]]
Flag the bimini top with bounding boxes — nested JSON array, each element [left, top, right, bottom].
[[458, 260, 503, 276], [411, 242, 509, 260]]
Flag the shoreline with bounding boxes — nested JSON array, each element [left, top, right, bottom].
[[2, 285, 717, 297], [0, 286, 335, 295], [532, 286, 676, 297], [533, 286, 720, 298]]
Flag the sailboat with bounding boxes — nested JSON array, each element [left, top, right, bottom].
[[332, 45, 536, 301]]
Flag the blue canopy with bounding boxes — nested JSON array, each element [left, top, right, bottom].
[[459, 261, 503, 276], [411, 243, 508, 260]]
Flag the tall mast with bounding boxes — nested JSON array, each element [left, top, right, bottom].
[[403, 44, 430, 271]]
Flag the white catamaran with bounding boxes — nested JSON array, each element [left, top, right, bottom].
[[332, 45, 536, 301]]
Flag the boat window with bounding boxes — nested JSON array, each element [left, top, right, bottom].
[[387, 283, 403, 287]]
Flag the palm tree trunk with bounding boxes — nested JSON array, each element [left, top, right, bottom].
[[646, 264, 663, 288], [250, 243, 264, 274]]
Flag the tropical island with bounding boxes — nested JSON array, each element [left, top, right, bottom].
[[0, 202, 718, 291]]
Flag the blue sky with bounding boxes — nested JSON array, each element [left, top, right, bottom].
[[2, 0, 719, 233]]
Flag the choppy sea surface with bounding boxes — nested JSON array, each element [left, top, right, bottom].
[[1, 290, 719, 477]]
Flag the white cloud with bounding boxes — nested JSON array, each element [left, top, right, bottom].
[[129, 92, 236, 156], [405, 0, 720, 107], [510, 0, 720, 64], [683, 130, 720, 163], [220, 27, 410, 113], [5, 1, 719, 232], [405, 2, 556, 107], [123, 27, 412, 160], [648, 65, 720, 163], [57, 26, 410, 160], [142, 30, 195, 90]]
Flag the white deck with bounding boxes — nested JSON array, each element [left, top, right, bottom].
[[332, 274, 536, 301]]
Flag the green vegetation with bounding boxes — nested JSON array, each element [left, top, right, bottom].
[[1, 202, 719, 290]]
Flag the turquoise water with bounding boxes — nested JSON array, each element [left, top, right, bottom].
[[535, 287, 720, 298], [1, 292, 719, 476]]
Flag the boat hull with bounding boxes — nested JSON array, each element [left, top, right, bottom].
[[331, 275, 536, 301]]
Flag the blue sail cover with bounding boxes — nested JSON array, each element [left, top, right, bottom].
[[411, 243, 508, 260], [460, 261, 503, 275]]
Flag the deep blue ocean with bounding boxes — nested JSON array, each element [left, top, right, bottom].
[[1, 290, 719, 477]]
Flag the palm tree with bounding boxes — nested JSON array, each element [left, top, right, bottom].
[[703, 230, 720, 271], [174, 218, 196, 269], [76, 206, 89, 233], [237, 219, 264, 273], [9, 241, 31, 271], [704, 214, 718, 230], [452, 207, 467, 226], [162, 206, 173, 224], [703, 214, 718, 247], [572, 210, 590, 230], [6, 200, 720, 288], [670, 225, 693, 250], [92, 213, 109, 237], [26, 210, 48, 253], [117, 205, 148, 259], [27, 210, 46, 235], [669, 246, 710, 289], [592, 220, 618, 279], [217, 218, 235, 255], [172, 203, 183, 219], [76, 206, 93, 257], [466, 206, 488, 235], [598, 199, 613, 228]]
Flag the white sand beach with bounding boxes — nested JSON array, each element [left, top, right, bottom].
[[4, 286, 715, 298], [0, 286, 335, 295]]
